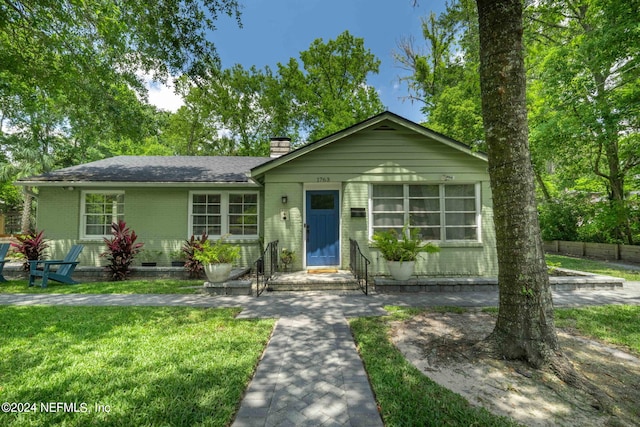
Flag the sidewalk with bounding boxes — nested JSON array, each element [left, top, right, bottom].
[[2, 282, 639, 311], [1, 283, 639, 427]]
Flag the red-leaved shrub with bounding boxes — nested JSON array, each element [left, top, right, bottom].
[[182, 232, 208, 279], [101, 220, 144, 281], [12, 230, 49, 271]]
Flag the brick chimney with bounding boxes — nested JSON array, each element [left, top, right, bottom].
[[270, 137, 291, 158]]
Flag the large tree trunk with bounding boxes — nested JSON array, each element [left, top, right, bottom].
[[476, 0, 558, 368], [20, 189, 33, 234]]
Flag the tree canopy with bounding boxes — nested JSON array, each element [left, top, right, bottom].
[[0, 0, 242, 228], [1, 0, 241, 150], [400, 0, 640, 244], [165, 30, 384, 155]]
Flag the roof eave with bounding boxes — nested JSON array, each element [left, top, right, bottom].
[[15, 180, 262, 188], [250, 114, 389, 177], [384, 114, 488, 162], [250, 111, 487, 178]]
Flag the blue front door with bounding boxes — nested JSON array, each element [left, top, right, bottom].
[[306, 190, 339, 266]]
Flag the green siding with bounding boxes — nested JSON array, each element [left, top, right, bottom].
[[261, 127, 498, 277], [36, 186, 261, 268], [264, 183, 304, 270], [34, 119, 497, 276], [264, 130, 488, 183]]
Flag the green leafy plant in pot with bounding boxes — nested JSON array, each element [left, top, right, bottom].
[[169, 249, 187, 267], [192, 235, 241, 283], [139, 249, 163, 266], [371, 224, 439, 280]]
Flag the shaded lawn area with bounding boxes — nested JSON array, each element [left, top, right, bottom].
[[0, 279, 204, 294], [0, 306, 274, 427], [545, 254, 640, 282], [352, 304, 640, 426], [350, 309, 519, 427]]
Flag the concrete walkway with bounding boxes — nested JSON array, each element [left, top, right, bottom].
[[1, 283, 639, 427], [2, 282, 640, 310]]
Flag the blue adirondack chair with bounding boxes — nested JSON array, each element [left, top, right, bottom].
[[0, 243, 11, 282], [28, 244, 84, 288]]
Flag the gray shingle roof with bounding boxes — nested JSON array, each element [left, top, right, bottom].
[[22, 156, 271, 183]]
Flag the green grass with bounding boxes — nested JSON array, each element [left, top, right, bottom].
[[484, 304, 640, 354], [0, 279, 204, 294], [555, 305, 640, 354], [0, 306, 274, 426], [545, 254, 640, 281], [354, 304, 640, 425], [350, 308, 520, 427]]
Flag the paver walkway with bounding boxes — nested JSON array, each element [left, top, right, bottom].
[[1, 282, 639, 426], [232, 313, 382, 427]]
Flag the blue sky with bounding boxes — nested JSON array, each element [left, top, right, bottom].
[[149, 1, 447, 123]]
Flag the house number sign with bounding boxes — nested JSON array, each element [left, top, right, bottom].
[[316, 177, 330, 182]]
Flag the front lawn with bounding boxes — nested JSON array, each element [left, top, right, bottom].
[[546, 254, 640, 281], [0, 306, 274, 426], [0, 279, 204, 294], [555, 305, 640, 354], [353, 304, 640, 426], [350, 310, 519, 426]]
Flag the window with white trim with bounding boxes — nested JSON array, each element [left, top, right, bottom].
[[371, 183, 480, 241], [81, 191, 124, 239], [190, 192, 258, 238]]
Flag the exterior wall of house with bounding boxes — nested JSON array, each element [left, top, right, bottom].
[[36, 186, 262, 268], [261, 126, 498, 277], [32, 118, 497, 277], [263, 183, 305, 270]]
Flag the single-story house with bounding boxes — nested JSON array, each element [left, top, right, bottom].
[[17, 111, 498, 277]]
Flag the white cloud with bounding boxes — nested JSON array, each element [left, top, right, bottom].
[[137, 72, 184, 112], [146, 79, 184, 112]]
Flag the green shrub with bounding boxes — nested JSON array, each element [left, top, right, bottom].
[[371, 224, 439, 262]]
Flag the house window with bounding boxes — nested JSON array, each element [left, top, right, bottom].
[[228, 193, 258, 236], [190, 192, 259, 238], [192, 194, 222, 236], [81, 191, 124, 238], [371, 183, 480, 241]]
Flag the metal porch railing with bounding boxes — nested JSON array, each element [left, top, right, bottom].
[[255, 240, 278, 296], [349, 238, 370, 295]]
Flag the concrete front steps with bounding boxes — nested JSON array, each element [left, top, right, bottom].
[[265, 270, 362, 292]]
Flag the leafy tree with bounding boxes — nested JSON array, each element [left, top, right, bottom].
[[396, 1, 484, 146], [0, 1, 242, 156], [527, 0, 640, 244], [163, 68, 293, 156], [476, 1, 614, 410], [161, 82, 223, 155], [200, 65, 298, 155], [165, 31, 384, 155], [0, 101, 60, 232], [278, 30, 385, 141], [1, 0, 242, 222], [1, 0, 241, 89], [403, 0, 639, 244]]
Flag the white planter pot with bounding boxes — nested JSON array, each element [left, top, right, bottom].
[[204, 263, 233, 283], [386, 260, 415, 281]]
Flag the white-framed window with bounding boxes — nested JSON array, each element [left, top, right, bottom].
[[189, 191, 259, 238], [370, 183, 480, 242], [80, 191, 125, 239]]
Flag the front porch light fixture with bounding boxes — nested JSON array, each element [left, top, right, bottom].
[[281, 195, 288, 204]]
